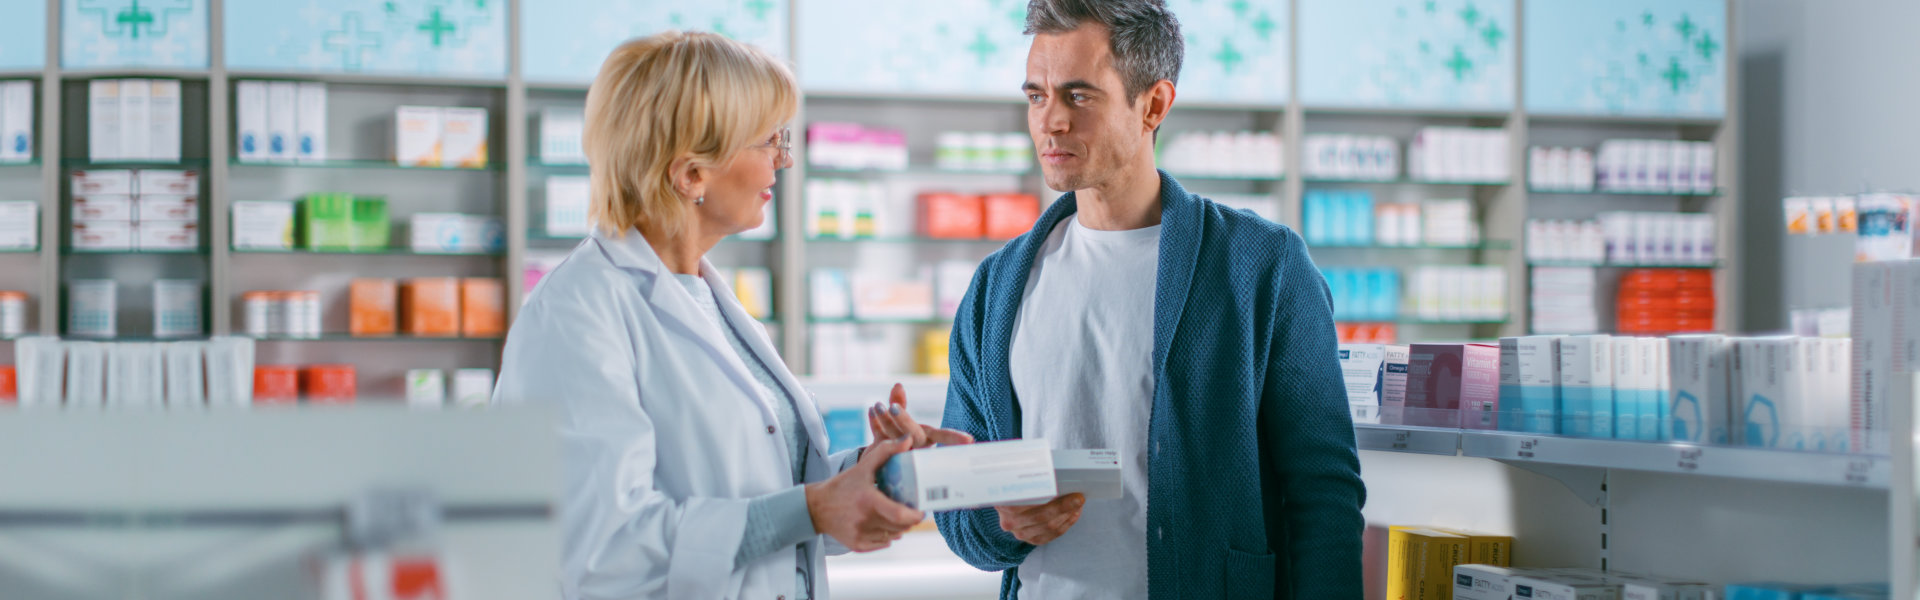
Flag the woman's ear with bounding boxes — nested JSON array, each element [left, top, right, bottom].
[[669, 156, 710, 202]]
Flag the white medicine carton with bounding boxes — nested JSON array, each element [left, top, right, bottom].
[[1455, 565, 1536, 600], [880, 439, 1057, 512], [1338, 343, 1387, 424], [1667, 335, 1732, 444], [1051, 449, 1121, 501], [1510, 572, 1622, 600]]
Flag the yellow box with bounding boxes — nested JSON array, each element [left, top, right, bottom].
[[1395, 528, 1467, 600], [920, 330, 951, 375], [1389, 526, 1512, 568]]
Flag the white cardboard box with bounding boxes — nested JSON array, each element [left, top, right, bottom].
[[88, 80, 122, 162], [266, 81, 298, 163], [71, 220, 132, 250], [1382, 344, 1411, 423], [406, 369, 446, 410], [1501, 336, 1561, 434], [73, 169, 133, 195], [539, 107, 586, 164], [395, 106, 441, 167], [149, 79, 181, 162], [137, 195, 197, 222], [72, 195, 132, 222], [410, 213, 504, 254], [1455, 565, 1536, 600], [0, 201, 35, 248], [118, 79, 151, 161], [1338, 343, 1386, 424], [1509, 573, 1621, 600], [136, 221, 198, 251], [295, 82, 327, 162], [1667, 335, 1731, 444], [152, 279, 201, 338], [1557, 335, 1613, 438], [1051, 449, 1121, 501], [452, 368, 494, 409], [136, 169, 199, 196], [542, 175, 591, 236], [440, 107, 488, 168], [1850, 260, 1920, 454], [68, 280, 117, 338], [231, 201, 295, 249], [879, 439, 1057, 512], [236, 81, 268, 162], [0, 81, 30, 163], [1734, 337, 1794, 448]]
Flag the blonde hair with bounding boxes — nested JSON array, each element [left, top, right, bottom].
[[583, 31, 799, 238]]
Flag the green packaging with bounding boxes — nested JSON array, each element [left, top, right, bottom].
[[349, 196, 390, 251], [300, 193, 353, 250]]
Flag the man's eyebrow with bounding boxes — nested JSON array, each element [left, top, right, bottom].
[[1021, 80, 1102, 94], [1022, 81, 1044, 92]]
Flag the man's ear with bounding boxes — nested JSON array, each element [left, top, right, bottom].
[[669, 156, 709, 201], [1140, 80, 1176, 134]]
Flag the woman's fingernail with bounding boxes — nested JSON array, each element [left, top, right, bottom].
[[889, 405, 901, 416]]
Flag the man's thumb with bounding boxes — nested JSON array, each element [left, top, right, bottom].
[[858, 436, 913, 472]]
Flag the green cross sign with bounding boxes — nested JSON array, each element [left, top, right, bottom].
[[323, 12, 382, 70], [417, 7, 457, 47], [1252, 11, 1276, 41], [1425, 1, 1437, 14], [745, 0, 774, 21], [968, 30, 997, 66], [1674, 14, 1696, 40], [1445, 45, 1473, 81], [1481, 20, 1504, 49], [1696, 31, 1720, 61], [1643, 11, 1655, 27], [1661, 57, 1689, 93], [1229, 0, 1249, 18], [117, 0, 154, 39], [1459, 3, 1480, 27], [1214, 38, 1244, 73]]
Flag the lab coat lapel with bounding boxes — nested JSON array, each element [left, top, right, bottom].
[[590, 228, 778, 424], [703, 263, 832, 467]]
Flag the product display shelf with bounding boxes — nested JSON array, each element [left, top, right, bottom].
[[62, 248, 205, 255], [1338, 317, 1512, 326], [0, 160, 39, 168], [1525, 113, 1726, 127], [58, 69, 211, 82], [1161, 172, 1285, 182], [228, 158, 499, 172], [224, 70, 509, 90], [805, 236, 1012, 245], [62, 159, 211, 168], [1302, 176, 1512, 186], [1309, 240, 1514, 251], [245, 334, 506, 343], [230, 247, 509, 257], [807, 165, 1035, 177], [1526, 260, 1721, 269], [0, 247, 38, 253], [1527, 187, 1723, 197]]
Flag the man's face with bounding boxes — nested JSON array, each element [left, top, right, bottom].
[[1024, 25, 1152, 193]]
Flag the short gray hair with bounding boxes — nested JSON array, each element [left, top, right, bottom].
[[1025, 0, 1184, 103]]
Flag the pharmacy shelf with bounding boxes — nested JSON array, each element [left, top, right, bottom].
[[245, 334, 505, 342], [525, 233, 775, 245], [229, 158, 499, 172], [1354, 424, 1462, 455], [1163, 172, 1285, 182], [61, 159, 210, 168], [230, 247, 507, 257], [805, 166, 1034, 177], [1301, 105, 1512, 119], [0, 160, 38, 168], [1527, 187, 1723, 197], [225, 70, 509, 89], [0, 247, 39, 253], [1303, 176, 1511, 186], [62, 248, 205, 255], [1458, 429, 1889, 489], [58, 335, 210, 342], [58, 69, 211, 81], [1525, 112, 1725, 127], [805, 236, 1010, 245], [527, 162, 588, 172], [1309, 241, 1514, 251], [1526, 261, 1721, 269], [1339, 318, 1511, 325]]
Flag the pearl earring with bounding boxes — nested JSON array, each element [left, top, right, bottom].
[[695, 196, 705, 205]]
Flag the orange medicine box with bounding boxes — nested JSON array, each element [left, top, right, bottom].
[[0, 365, 14, 404], [401, 278, 461, 337], [460, 278, 504, 337], [349, 278, 397, 336], [983, 193, 1041, 240], [918, 192, 985, 239], [253, 366, 299, 405], [301, 365, 357, 405]]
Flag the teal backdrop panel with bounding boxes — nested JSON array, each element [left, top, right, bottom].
[[224, 0, 505, 78], [1524, 0, 1726, 117], [798, 0, 1288, 104], [63, 0, 210, 70], [1299, 0, 1515, 110], [0, 0, 47, 70], [521, 0, 788, 86]]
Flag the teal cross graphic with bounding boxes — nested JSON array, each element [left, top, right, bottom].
[[324, 12, 382, 71], [79, 0, 191, 41], [711, 17, 733, 39], [1445, 45, 1473, 80], [1229, 0, 1249, 18], [384, 2, 396, 14], [1661, 57, 1689, 93], [1696, 31, 1720, 61], [1674, 14, 1696, 40], [1459, 3, 1480, 27], [745, 0, 774, 21], [1481, 20, 1504, 49], [117, 0, 153, 39], [1214, 38, 1244, 73], [669, 12, 683, 26], [968, 30, 997, 66], [1251, 11, 1276, 41], [1643, 11, 1655, 27], [1419, 40, 1431, 54], [1425, 1, 1437, 14], [417, 7, 457, 47], [1638, 52, 1649, 66]]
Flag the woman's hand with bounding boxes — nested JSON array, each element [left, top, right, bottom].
[[868, 383, 975, 450], [805, 437, 924, 552]]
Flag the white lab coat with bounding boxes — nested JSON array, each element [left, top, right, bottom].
[[494, 227, 857, 600]]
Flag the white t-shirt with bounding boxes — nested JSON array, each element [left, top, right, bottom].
[[1009, 216, 1160, 600]]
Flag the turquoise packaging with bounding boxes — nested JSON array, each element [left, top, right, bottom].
[[1727, 583, 1841, 600], [1352, 192, 1375, 246], [1498, 336, 1559, 434], [1305, 191, 1328, 245]]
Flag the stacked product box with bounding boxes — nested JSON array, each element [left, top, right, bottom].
[[71, 169, 199, 252]]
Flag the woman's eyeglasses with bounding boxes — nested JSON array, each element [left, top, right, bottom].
[[753, 128, 792, 166]]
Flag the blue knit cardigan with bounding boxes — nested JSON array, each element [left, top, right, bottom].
[[935, 170, 1366, 599]]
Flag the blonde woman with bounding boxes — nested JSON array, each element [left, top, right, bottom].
[[493, 32, 969, 600]]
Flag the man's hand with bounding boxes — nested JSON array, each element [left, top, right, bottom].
[[995, 493, 1086, 546], [869, 383, 975, 449], [806, 437, 924, 552]]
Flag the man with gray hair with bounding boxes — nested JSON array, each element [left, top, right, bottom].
[[933, 0, 1366, 597]]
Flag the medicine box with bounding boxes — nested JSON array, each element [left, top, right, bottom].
[[1, 81, 31, 163], [1338, 343, 1386, 424], [150, 79, 181, 162], [296, 82, 327, 162], [406, 369, 446, 409], [236, 81, 268, 162], [136, 169, 199, 196], [459, 278, 505, 337], [1557, 335, 1614, 438], [440, 107, 488, 168], [1406, 343, 1498, 427], [137, 196, 197, 222], [1614, 337, 1641, 439], [401, 278, 461, 337], [119, 79, 150, 163], [1387, 528, 1467, 600], [267, 81, 297, 162], [1634, 337, 1669, 441], [539, 107, 586, 164], [72, 220, 133, 251], [452, 368, 494, 409], [349, 278, 397, 336], [152, 279, 201, 338], [72, 169, 133, 195], [231, 201, 296, 250], [73, 196, 132, 221], [395, 106, 442, 167], [1667, 335, 1732, 444], [1613, 573, 1716, 600], [1456, 565, 1535, 600], [1509, 573, 1622, 600], [1850, 260, 1920, 454], [68, 280, 117, 338], [1381, 345, 1411, 424], [88, 80, 122, 162], [136, 221, 198, 251], [1052, 449, 1122, 501], [543, 175, 592, 236], [879, 438, 1057, 512], [0, 201, 35, 249], [1734, 337, 1794, 447], [410, 213, 504, 254], [1500, 336, 1561, 433]]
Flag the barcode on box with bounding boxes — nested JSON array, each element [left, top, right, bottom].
[[927, 487, 949, 501]]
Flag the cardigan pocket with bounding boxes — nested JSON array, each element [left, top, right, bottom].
[[1224, 545, 1277, 598]]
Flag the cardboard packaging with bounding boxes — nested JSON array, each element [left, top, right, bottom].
[[301, 364, 357, 405], [395, 106, 442, 167], [1509, 573, 1623, 600], [879, 439, 1057, 511], [1381, 345, 1411, 424], [440, 107, 489, 168], [459, 278, 505, 337], [71, 220, 133, 251], [253, 365, 299, 405], [88, 80, 122, 162], [295, 82, 327, 162], [73, 195, 133, 221], [1667, 335, 1732, 444], [1051, 449, 1122, 501], [301, 193, 354, 250], [1613, 337, 1641, 439], [1557, 335, 1614, 438], [136, 221, 198, 251], [983, 193, 1041, 240], [72, 169, 133, 195], [0, 201, 35, 249], [349, 278, 398, 336], [119, 79, 150, 162], [68, 280, 117, 338], [1634, 337, 1669, 441], [919, 192, 986, 239], [410, 213, 504, 254], [406, 369, 446, 409], [231, 201, 296, 250], [350, 197, 390, 250], [137, 196, 197, 222], [1456, 565, 1536, 600], [1405, 343, 1499, 427], [266, 81, 297, 162], [1, 80, 31, 163], [152, 279, 201, 338], [137, 169, 199, 196], [731, 268, 773, 320], [1338, 343, 1386, 424], [1613, 572, 1716, 600], [543, 175, 592, 236], [1387, 528, 1468, 600], [1850, 260, 1920, 454], [452, 368, 493, 409], [1500, 336, 1561, 433], [402, 278, 461, 337], [236, 80, 267, 162], [538, 107, 586, 164], [149, 79, 180, 162]]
